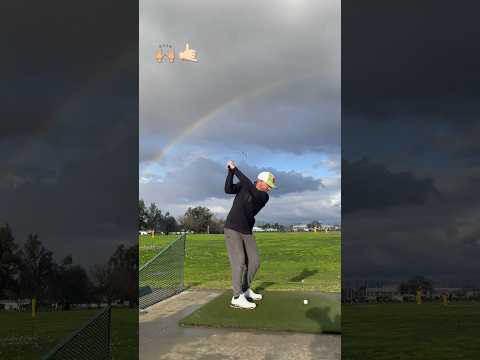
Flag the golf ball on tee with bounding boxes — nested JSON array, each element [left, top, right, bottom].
[[304, 299, 309, 305]]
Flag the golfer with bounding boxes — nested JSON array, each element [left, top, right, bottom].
[[224, 160, 276, 309]]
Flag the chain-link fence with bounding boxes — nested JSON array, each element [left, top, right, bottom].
[[139, 234, 186, 309], [41, 305, 111, 360]]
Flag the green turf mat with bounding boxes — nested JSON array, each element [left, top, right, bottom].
[[179, 291, 341, 334]]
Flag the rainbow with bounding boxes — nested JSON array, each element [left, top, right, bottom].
[[151, 73, 320, 162]]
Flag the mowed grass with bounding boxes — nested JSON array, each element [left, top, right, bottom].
[[342, 302, 480, 360], [0, 308, 138, 360], [180, 290, 341, 334], [110, 308, 138, 360], [139, 234, 178, 266], [139, 231, 340, 292]]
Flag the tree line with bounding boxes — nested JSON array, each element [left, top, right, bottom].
[[138, 200, 335, 234], [139, 200, 225, 234], [0, 224, 137, 309], [257, 223, 286, 231]]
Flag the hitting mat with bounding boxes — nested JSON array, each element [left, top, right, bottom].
[[179, 290, 341, 334]]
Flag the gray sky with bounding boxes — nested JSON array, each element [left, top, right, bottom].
[[342, 1, 480, 284], [140, 0, 341, 225], [0, 1, 138, 267]]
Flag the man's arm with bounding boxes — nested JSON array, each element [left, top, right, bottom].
[[225, 168, 240, 194], [233, 167, 268, 201], [232, 167, 254, 190]]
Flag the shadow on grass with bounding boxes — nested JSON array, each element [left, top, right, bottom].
[[255, 281, 276, 291], [289, 268, 319, 282], [306, 306, 341, 334]]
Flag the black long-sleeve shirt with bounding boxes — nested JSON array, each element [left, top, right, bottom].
[[224, 167, 269, 234]]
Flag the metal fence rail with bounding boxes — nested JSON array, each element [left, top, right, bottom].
[[41, 305, 111, 360], [139, 234, 186, 309]]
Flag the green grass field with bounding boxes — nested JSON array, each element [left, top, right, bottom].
[[180, 290, 341, 334], [342, 302, 480, 360], [139, 234, 178, 265], [139, 231, 341, 292], [0, 308, 137, 360]]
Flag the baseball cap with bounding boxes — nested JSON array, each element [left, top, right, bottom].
[[257, 171, 277, 189]]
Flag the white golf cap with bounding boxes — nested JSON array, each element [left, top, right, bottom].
[[257, 171, 277, 189]]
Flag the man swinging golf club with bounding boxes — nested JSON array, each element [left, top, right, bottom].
[[224, 160, 276, 309]]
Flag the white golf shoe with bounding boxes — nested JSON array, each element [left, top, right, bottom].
[[244, 288, 263, 301], [230, 294, 256, 310]]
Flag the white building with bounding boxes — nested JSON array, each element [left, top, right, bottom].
[[321, 224, 341, 231], [292, 224, 309, 232], [252, 226, 265, 232]]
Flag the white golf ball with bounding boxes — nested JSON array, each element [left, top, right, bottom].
[[303, 299, 309, 305]]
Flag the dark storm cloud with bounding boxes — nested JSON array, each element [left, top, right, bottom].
[[1, 1, 137, 141], [140, 157, 322, 204], [342, 179, 480, 284], [0, 99, 138, 265], [2, 1, 137, 79], [1, 1, 138, 266], [343, 1, 480, 102], [342, 158, 440, 213], [342, 118, 480, 285], [429, 118, 480, 165], [191, 79, 340, 155], [342, 0, 480, 284]]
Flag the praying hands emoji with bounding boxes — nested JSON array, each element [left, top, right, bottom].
[[155, 46, 175, 63]]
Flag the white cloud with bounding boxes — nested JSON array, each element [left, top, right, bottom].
[[140, 158, 340, 225]]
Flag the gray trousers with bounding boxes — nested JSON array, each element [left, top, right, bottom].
[[224, 228, 260, 297]]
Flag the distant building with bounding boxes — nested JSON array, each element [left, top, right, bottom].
[[366, 285, 401, 300], [252, 226, 265, 232], [264, 228, 278, 232], [320, 224, 341, 231], [0, 299, 30, 311], [292, 224, 309, 232], [465, 288, 480, 299], [432, 287, 463, 299]]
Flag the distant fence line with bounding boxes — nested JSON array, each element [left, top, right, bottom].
[[342, 279, 480, 289]]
